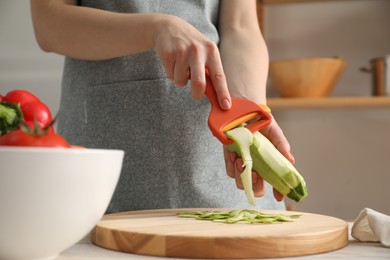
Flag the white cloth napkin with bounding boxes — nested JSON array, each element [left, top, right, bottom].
[[351, 208, 390, 247]]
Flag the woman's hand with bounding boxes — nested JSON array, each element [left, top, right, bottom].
[[224, 116, 294, 201], [154, 16, 231, 110], [31, 1, 229, 111]]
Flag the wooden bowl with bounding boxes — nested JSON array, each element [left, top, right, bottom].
[[269, 58, 347, 98]]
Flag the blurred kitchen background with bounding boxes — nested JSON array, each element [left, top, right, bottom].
[[1, 0, 389, 221]]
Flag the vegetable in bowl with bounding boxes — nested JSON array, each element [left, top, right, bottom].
[[0, 89, 72, 148], [0, 89, 53, 134]]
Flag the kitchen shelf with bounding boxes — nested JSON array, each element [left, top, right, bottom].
[[267, 96, 390, 109], [258, 0, 389, 110]]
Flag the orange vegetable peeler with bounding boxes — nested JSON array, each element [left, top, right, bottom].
[[204, 75, 272, 145]]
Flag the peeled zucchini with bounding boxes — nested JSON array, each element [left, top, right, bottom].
[[225, 127, 256, 205], [226, 127, 308, 204]]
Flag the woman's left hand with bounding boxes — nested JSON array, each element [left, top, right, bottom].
[[224, 116, 294, 201]]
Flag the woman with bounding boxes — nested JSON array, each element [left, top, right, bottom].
[[30, 0, 294, 212]]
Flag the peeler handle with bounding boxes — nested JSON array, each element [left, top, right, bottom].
[[204, 75, 272, 145]]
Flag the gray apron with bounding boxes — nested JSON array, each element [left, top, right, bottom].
[[58, 0, 285, 213]]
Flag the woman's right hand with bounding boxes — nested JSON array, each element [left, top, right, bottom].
[[30, 2, 231, 110], [154, 15, 232, 110]]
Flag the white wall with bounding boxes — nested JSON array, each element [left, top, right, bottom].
[[265, 0, 390, 220], [0, 0, 389, 220], [0, 1, 63, 113]]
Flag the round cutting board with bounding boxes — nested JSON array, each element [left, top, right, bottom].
[[91, 208, 348, 259]]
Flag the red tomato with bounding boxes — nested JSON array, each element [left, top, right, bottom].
[[22, 101, 53, 129], [0, 95, 3, 102], [0, 128, 70, 148]]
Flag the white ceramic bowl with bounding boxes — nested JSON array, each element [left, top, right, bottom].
[[0, 147, 124, 260]]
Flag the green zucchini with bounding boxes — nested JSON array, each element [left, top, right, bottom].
[[226, 127, 308, 204]]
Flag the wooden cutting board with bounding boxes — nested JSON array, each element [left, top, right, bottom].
[[91, 208, 348, 259]]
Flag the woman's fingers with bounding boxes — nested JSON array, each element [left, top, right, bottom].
[[188, 48, 206, 99], [234, 158, 244, 189], [252, 173, 266, 197], [154, 16, 230, 110], [173, 62, 190, 87], [234, 158, 267, 198], [224, 146, 235, 178], [225, 148, 284, 201], [260, 119, 295, 164], [273, 189, 285, 202], [205, 43, 231, 110]]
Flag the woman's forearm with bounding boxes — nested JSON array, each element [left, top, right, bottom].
[[30, 0, 171, 60], [30, 0, 233, 109], [219, 29, 269, 104], [218, 0, 268, 104]]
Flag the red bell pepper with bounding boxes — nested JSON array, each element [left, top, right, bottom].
[[0, 90, 53, 135]]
